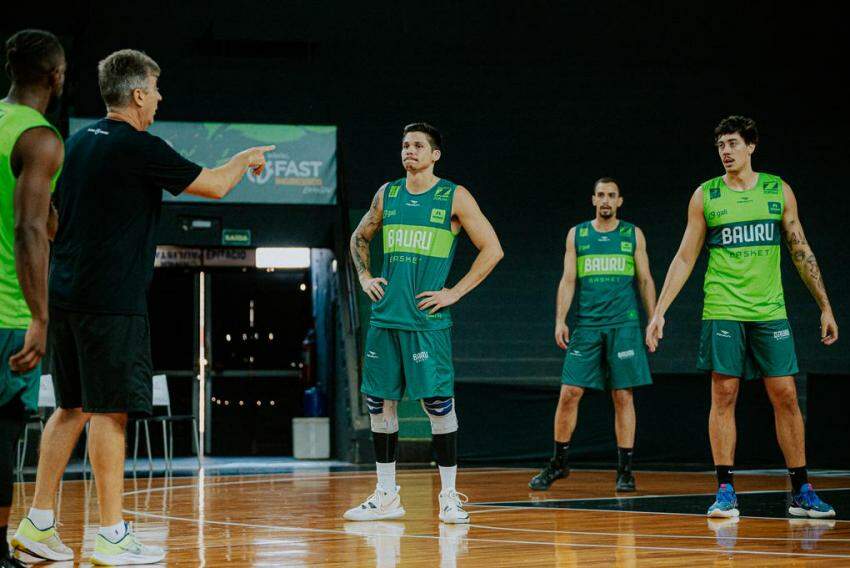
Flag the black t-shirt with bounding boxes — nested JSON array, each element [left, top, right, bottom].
[[49, 118, 202, 315]]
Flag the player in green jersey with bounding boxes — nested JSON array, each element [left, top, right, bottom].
[[345, 123, 503, 524], [529, 178, 656, 493], [647, 116, 838, 519], [0, 30, 66, 566]]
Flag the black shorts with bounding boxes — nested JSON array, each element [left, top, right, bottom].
[[49, 306, 153, 414]]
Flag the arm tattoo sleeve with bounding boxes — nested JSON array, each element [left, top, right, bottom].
[[783, 220, 831, 310], [350, 191, 382, 278]]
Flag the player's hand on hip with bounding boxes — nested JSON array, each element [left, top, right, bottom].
[[821, 309, 838, 345], [416, 288, 459, 314], [555, 322, 570, 350], [9, 318, 47, 373], [360, 277, 388, 302], [240, 145, 276, 175], [645, 314, 664, 353]]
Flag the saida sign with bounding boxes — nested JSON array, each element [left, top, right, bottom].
[[69, 119, 337, 205]]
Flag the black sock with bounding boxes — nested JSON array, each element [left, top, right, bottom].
[[373, 432, 399, 463], [553, 441, 570, 468], [617, 447, 634, 474], [789, 466, 808, 493], [432, 432, 457, 467], [0, 525, 8, 558], [716, 465, 734, 487]]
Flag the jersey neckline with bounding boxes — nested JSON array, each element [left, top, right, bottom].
[[402, 176, 442, 197], [719, 171, 762, 193], [589, 219, 621, 234]]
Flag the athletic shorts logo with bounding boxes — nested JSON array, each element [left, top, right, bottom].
[[709, 187, 721, 199], [763, 181, 780, 195], [579, 227, 589, 237], [430, 208, 446, 223], [768, 201, 782, 215], [388, 184, 400, 198], [773, 329, 791, 340], [716, 329, 732, 339], [366, 350, 379, 359], [620, 241, 633, 253], [412, 351, 430, 363], [434, 187, 452, 201], [617, 349, 635, 360], [570, 349, 582, 357]]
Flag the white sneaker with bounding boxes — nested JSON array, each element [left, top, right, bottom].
[[438, 489, 469, 524], [343, 485, 406, 521], [89, 523, 165, 565]]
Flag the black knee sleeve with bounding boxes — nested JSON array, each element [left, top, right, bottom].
[[432, 431, 457, 468]]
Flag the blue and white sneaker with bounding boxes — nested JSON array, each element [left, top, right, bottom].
[[707, 483, 739, 518], [789, 483, 835, 518]]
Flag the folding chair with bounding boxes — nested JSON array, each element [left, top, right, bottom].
[[15, 375, 55, 475], [132, 374, 201, 473]]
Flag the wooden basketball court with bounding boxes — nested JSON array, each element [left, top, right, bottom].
[[10, 467, 850, 566]]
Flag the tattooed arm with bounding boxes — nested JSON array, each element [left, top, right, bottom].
[[781, 182, 838, 345], [350, 184, 387, 302]]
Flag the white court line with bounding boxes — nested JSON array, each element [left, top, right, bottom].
[[123, 509, 850, 560], [120, 472, 850, 560], [469, 503, 850, 524], [469, 522, 850, 543], [122, 467, 536, 496], [471, 486, 850, 505]]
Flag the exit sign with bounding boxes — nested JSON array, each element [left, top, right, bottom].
[[221, 229, 252, 246]]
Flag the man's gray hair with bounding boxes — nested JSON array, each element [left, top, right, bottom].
[[97, 49, 160, 108]]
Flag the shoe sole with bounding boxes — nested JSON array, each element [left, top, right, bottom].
[[343, 508, 406, 521], [707, 508, 740, 518], [10, 536, 74, 562], [439, 515, 470, 524], [789, 506, 836, 519], [90, 551, 166, 565]]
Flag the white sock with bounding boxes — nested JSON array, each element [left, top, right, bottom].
[[99, 521, 127, 542], [376, 461, 397, 492], [27, 507, 54, 530], [439, 465, 457, 492]]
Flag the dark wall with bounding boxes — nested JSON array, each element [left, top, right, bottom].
[[5, 4, 848, 378]]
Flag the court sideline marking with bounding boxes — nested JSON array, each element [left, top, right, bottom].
[[118, 473, 850, 559]]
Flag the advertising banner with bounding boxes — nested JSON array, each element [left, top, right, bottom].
[[69, 119, 337, 205]]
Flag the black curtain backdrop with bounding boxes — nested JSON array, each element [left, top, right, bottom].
[[5, 2, 848, 466]]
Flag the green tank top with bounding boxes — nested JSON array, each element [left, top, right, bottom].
[[370, 178, 459, 331], [0, 101, 62, 329], [702, 172, 786, 321], [574, 220, 640, 327]]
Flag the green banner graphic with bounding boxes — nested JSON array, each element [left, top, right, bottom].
[[69, 118, 337, 205]]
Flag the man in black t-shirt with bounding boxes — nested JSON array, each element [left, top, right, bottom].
[[13, 49, 272, 566]]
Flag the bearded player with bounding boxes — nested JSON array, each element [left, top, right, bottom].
[[529, 178, 656, 493], [345, 123, 503, 523], [647, 115, 838, 518]]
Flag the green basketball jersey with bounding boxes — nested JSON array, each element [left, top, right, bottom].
[[702, 172, 786, 321], [0, 101, 61, 329], [574, 220, 640, 327], [370, 178, 458, 331]]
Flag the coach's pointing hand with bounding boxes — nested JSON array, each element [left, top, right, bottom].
[[239, 145, 275, 175]]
